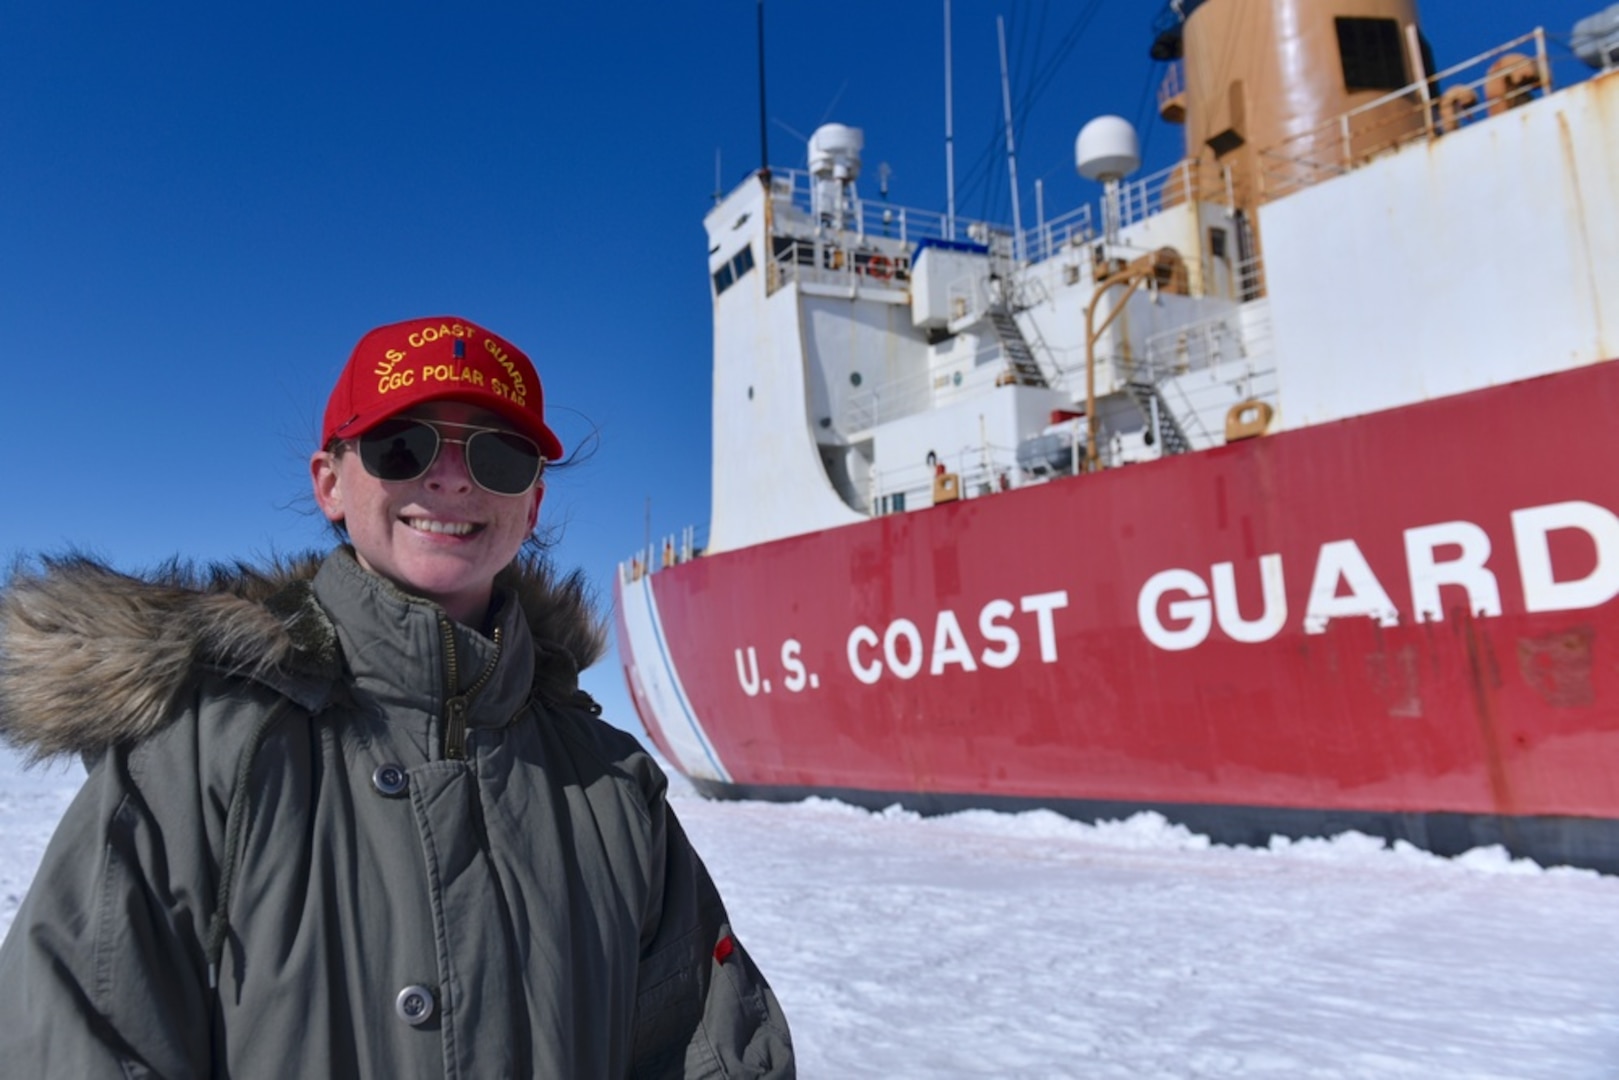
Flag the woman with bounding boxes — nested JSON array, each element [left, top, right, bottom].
[[0, 316, 795, 1077]]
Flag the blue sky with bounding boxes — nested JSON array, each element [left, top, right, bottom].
[[2, 1, 1600, 735]]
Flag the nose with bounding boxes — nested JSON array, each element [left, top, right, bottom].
[[423, 438, 474, 493]]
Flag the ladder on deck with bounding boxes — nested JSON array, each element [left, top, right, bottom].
[[987, 308, 1049, 387], [1126, 379, 1193, 456]]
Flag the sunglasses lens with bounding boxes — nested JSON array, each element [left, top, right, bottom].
[[358, 419, 439, 482], [466, 430, 543, 495]]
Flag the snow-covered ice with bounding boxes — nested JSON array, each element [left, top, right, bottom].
[[0, 751, 80, 935], [676, 769, 1619, 1079], [3, 746, 1617, 1078]]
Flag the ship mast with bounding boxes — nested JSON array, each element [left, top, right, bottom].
[[943, 0, 957, 240], [756, 0, 769, 174], [996, 16, 1025, 262]]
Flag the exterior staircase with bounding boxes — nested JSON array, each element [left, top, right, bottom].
[[988, 308, 1049, 387], [1125, 379, 1193, 455]]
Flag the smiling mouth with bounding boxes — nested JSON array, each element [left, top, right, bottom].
[[403, 517, 483, 537]]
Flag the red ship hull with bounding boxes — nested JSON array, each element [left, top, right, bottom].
[[617, 360, 1619, 870]]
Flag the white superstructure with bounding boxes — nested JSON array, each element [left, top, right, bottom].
[[689, 20, 1617, 558]]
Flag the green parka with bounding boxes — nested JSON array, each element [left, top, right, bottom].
[[0, 549, 794, 1077]]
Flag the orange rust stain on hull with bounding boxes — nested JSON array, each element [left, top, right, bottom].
[[1518, 627, 1596, 709], [1462, 615, 1515, 815]]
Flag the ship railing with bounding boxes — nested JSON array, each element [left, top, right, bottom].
[[954, 260, 1049, 321], [1038, 340, 1088, 385], [1138, 302, 1278, 450], [1158, 59, 1186, 120], [620, 523, 709, 583], [1000, 277, 1064, 383], [768, 167, 975, 247], [845, 328, 1031, 434], [869, 446, 1023, 517], [1258, 29, 1555, 202], [768, 236, 916, 293], [977, 296, 1064, 387], [844, 365, 941, 434], [1021, 203, 1095, 265], [766, 161, 1208, 278], [1112, 158, 1206, 224], [1233, 249, 1266, 300], [1018, 160, 1207, 266], [1141, 306, 1269, 376]]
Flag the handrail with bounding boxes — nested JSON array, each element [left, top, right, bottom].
[[1139, 302, 1279, 451], [1024, 204, 1095, 263], [754, 29, 1571, 277], [1258, 29, 1555, 202], [844, 366, 935, 433], [767, 236, 914, 295], [764, 157, 1205, 270], [1158, 60, 1185, 115], [620, 523, 709, 582], [869, 446, 1022, 516], [1085, 265, 1157, 471], [767, 168, 963, 246]]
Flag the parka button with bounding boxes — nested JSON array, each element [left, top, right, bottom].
[[372, 763, 409, 797], [395, 985, 436, 1025]]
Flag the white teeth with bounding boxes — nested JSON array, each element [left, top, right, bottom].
[[406, 518, 477, 536]]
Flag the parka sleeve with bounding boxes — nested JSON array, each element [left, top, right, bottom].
[[627, 761, 796, 1079], [0, 741, 217, 1078]]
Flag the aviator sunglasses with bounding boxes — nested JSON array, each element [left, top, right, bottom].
[[356, 417, 546, 496]]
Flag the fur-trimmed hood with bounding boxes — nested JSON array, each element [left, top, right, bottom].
[[0, 550, 607, 759]]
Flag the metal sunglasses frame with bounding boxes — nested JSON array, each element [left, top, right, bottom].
[[355, 417, 547, 496]]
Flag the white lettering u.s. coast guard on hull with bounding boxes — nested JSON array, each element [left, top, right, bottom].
[[722, 499, 1619, 699], [1138, 500, 1619, 650]]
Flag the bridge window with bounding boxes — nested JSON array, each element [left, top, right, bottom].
[[712, 244, 756, 296], [712, 262, 734, 295]]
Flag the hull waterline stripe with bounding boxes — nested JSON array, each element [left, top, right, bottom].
[[639, 574, 730, 782]]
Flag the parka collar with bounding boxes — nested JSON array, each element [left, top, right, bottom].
[[313, 549, 536, 746], [0, 547, 606, 760]]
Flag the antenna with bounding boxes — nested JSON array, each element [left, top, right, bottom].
[[757, 0, 770, 174], [997, 16, 1025, 262], [944, 0, 957, 240]]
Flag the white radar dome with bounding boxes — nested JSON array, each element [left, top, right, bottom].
[[1075, 116, 1140, 182], [808, 123, 864, 182]]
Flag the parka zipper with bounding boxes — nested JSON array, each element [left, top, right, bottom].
[[439, 615, 503, 761]]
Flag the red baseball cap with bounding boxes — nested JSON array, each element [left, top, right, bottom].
[[321, 316, 563, 460]]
